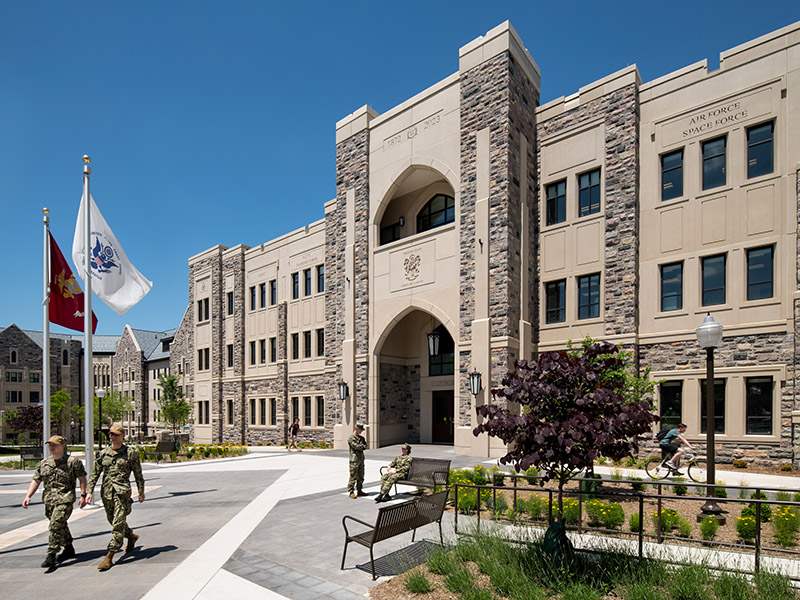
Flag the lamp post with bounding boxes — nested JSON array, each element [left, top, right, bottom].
[[95, 387, 105, 449], [137, 411, 141, 443], [696, 313, 725, 523]]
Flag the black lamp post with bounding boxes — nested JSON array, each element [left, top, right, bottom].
[[696, 313, 725, 523], [95, 387, 105, 449]]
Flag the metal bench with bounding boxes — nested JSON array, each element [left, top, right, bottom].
[[341, 489, 448, 580], [380, 457, 451, 495], [146, 440, 177, 464], [19, 446, 44, 470]]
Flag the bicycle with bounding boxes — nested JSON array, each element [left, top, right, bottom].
[[645, 451, 707, 483]]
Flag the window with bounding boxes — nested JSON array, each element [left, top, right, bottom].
[[303, 331, 312, 358], [417, 194, 455, 233], [270, 398, 277, 426], [291, 397, 299, 422], [747, 246, 773, 301], [701, 254, 726, 306], [5, 371, 21, 382], [270, 337, 277, 363], [545, 280, 566, 324], [269, 279, 277, 305], [292, 273, 299, 299], [260, 398, 266, 426], [197, 348, 210, 371], [227, 344, 234, 368], [429, 325, 454, 376], [702, 135, 726, 190], [227, 291, 234, 316], [6, 391, 21, 403], [29, 373, 40, 383], [227, 399, 234, 425], [746, 376, 772, 435], [250, 341, 256, 365], [10, 350, 16, 363], [659, 381, 682, 431], [545, 180, 566, 226], [62, 349, 69, 366], [197, 298, 209, 321], [747, 121, 774, 179], [317, 265, 324, 293], [250, 398, 256, 426], [304, 396, 312, 427], [316, 328, 324, 357], [260, 283, 266, 308], [260, 339, 267, 364], [661, 149, 683, 201], [291, 333, 299, 360], [577, 274, 600, 320], [250, 286, 256, 310], [380, 222, 401, 245], [700, 378, 725, 434], [304, 269, 312, 296], [29, 391, 40, 403], [316, 395, 324, 427], [660, 262, 683, 312], [578, 168, 601, 217]]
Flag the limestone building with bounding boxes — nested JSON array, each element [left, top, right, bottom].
[[180, 20, 800, 464]]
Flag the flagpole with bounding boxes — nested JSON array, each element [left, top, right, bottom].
[[42, 208, 51, 457], [83, 156, 94, 475]]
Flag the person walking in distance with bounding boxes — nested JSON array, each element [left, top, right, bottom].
[[86, 424, 145, 571], [22, 435, 87, 569], [347, 423, 368, 499], [288, 417, 301, 451]]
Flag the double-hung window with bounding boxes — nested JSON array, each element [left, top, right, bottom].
[[702, 136, 726, 190], [747, 121, 774, 179], [746, 246, 773, 301], [701, 254, 726, 306], [577, 274, 600, 320], [545, 180, 566, 226], [578, 169, 600, 217], [661, 149, 683, 200], [746, 376, 772, 435], [660, 262, 683, 312], [291, 273, 299, 299], [659, 381, 682, 431], [545, 280, 566, 324]]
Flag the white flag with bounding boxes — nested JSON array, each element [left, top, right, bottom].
[[72, 193, 153, 316]]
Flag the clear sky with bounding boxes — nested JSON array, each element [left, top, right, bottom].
[[1, 1, 797, 336]]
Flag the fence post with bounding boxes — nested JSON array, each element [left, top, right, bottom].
[[513, 475, 518, 518], [657, 483, 663, 544], [454, 484, 458, 535], [578, 489, 584, 534], [548, 489, 553, 525], [754, 487, 761, 574], [638, 494, 644, 559], [476, 484, 481, 534]]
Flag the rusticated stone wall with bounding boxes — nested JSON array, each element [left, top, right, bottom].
[[379, 363, 421, 443]]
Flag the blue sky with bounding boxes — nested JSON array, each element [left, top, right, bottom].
[[1, 1, 797, 336]]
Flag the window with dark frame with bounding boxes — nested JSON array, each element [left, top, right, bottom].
[[428, 324, 454, 376], [747, 121, 774, 179], [659, 381, 682, 431], [292, 273, 299, 299], [291, 333, 299, 360], [578, 168, 601, 217], [545, 280, 566, 324], [380, 222, 402, 245], [260, 398, 266, 426], [661, 149, 683, 201], [270, 398, 277, 426], [270, 337, 277, 362], [227, 399, 233, 425], [701, 254, 726, 306], [227, 291, 234, 316], [250, 398, 256, 426], [316, 396, 324, 427], [304, 269, 312, 296], [250, 286, 256, 310], [545, 180, 566, 226], [260, 339, 267, 364], [746, 246, 773, 301], [269, 279, 277, 305], [700, 378, 726, 434], [660, 262, 683, 312], [317, 265, 324, 293], [702, 135, 726, 190], [303, 331, 311, 358], [250, 341, 256, 365], [227, 344, 233, 368], [417, 194, 455, 233], [316, 328, 324, 357], [260, 283, 266, 308], [291, 397, 299, 422], [577, 273, 600, 320], [62, 349, 69, 365], [746, 376, 772, 435], [304, 396, 312, 427]]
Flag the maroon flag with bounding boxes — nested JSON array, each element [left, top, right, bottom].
[[49, 232, 97, 333]]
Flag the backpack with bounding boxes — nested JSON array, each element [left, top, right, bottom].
[[655, 428, 670, 441]]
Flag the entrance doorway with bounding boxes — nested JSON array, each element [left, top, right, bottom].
[[432, 390, 454, 443]]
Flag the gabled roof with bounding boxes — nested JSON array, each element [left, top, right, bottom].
[[1, 325, 118, 354], [129, 327, 177, 362]]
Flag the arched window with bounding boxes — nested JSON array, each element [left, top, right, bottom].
[[62, 349, 69, 366], [429, 325, 454, 376], [10, 350, 17, 363], [417, 194, 455, 234]]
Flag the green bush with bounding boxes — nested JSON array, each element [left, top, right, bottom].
[[772, 505, 800, 548], [677, 517, 692, 538], [427, 548, 457, 575], [779, 464, 793, 472], [741, 492, 772, 522], [672, 480, 688, 496], [700, 517, 719, 541], [585, 499, 625, 529], [490, 492, 508, 517], [522, 494, 548, 520], [629, 513, 641, 532], [736, 515, 757, 543], [627, 476, 646, 492], [650, 508, 680, 533], [404, 568, 433, 593], [733, 459, 748, 469], [525, 465, 541, 479], [775, 490, 791, 502]]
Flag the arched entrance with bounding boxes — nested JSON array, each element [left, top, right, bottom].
[[375, 312, 456, 446]]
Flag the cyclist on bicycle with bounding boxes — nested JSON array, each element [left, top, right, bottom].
[[660, 423, 695, 474]]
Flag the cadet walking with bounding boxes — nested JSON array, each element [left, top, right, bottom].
[[347, 422, 368, 498], [86, 424, 145, 571], [22, 435, 87, 568], [375, 443, 413, 502]]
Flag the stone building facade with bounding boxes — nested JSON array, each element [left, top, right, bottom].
[[178, 20, 800, 464]]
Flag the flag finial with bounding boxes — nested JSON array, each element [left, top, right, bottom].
[[42, 207, 49, 215], [82, 155, 91, 164]]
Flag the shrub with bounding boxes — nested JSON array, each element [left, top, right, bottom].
[[677, 517, 692, 538], [560, 497, 580, 525], [733, 459, 748, 469], [739, 483, 750, 499], [742, 492, 772, 522], [672, 481, 688, 496], [625, 457, 637, 467], [627, 475, 646, 492], [700, 517, 719, 541], [490, 492, 508, 518], [585, 499, 625, 529], [780, 464, 793, 472], [525, 465, 541, 479], [404, 568, 433, 593], [776, 489, 791, 502], [597, 456, 608, 465], [772, 505, 800, 548], [713, 572, 752, 600], [651, 508, 679, 533], [427, 548, 457, 575], [170, 451, 178, 462], [523, 494, 548, 520], [736, 515, 757, 543], [754, 571, 796, 600], [611, 468, 624, 481], [714, 485, 728, 498], [629, 513, 641, 532]]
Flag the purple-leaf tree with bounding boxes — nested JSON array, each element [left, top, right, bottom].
[[3, 405, 44, 442], [474, 341, 659, 520]]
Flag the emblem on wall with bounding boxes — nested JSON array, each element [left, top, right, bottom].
[[404, 254, 421, 281]]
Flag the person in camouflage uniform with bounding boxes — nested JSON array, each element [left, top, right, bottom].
[[347, 422, 368, 499], [22, 435, 88, 568], [375, 443, 413, 502], [86, 424, 145, 571]]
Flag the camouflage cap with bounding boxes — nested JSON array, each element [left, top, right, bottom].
[[355, 422, 365, 430], [46, 435, 66, 445], [402, 443, 412, 451], [109, 424, 124, 436]]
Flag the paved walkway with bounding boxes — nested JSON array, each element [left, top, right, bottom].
[[1, 445, 799, 599]]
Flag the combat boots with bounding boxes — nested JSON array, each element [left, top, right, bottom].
[[98, 551, 115, 571], [57, 544, 76, 562], [41, 553, 57, 568], [126, 532, 139, 553]]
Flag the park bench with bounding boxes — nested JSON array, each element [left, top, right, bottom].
[[380, 457, 450, 495], [19, 446, 44, 470], [146, 440, 177, 464], [341, 489, 448, 580]]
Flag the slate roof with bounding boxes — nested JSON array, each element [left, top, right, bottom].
[[131, 327, 177, 361]]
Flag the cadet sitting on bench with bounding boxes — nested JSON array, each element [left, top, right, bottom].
[[375, 443, 413, 503]]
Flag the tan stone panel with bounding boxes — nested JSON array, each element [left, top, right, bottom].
[[701, 196, 727, 244], [543, 231, 566, 272], [289, 248, 323, 272], [302, 299, 312, 326], [225, 320, 232, 341], [315, 297, 325, 323], [247, 313, 255, 335], [576, 222, 600, 266], [390, 240, 435, 292], [196, 276, 210, 296], [660, 206, 683, 253], [544, 127, 598, 177], [746, 183, 775, 236], [196, 383, 209, 398], [225, 275, 234, 290], [196, 323, 210, 345], [268, 309, 277, 335], [289, 303, 299, 329], [257, 312, 267, 336]]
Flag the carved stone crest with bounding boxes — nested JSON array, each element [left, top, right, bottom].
[[403, 254, 421, 281]]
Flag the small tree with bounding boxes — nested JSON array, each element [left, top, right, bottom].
[[3, 405, 44, 443], [157, 374, 191, 442], [50, 389, 71, 431], [474, 341, 659, 521], [71, 391, 133, 429]]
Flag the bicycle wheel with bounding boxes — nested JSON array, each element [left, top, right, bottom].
[[645, 455, 669, 480], [687, 459, 708, 483]]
